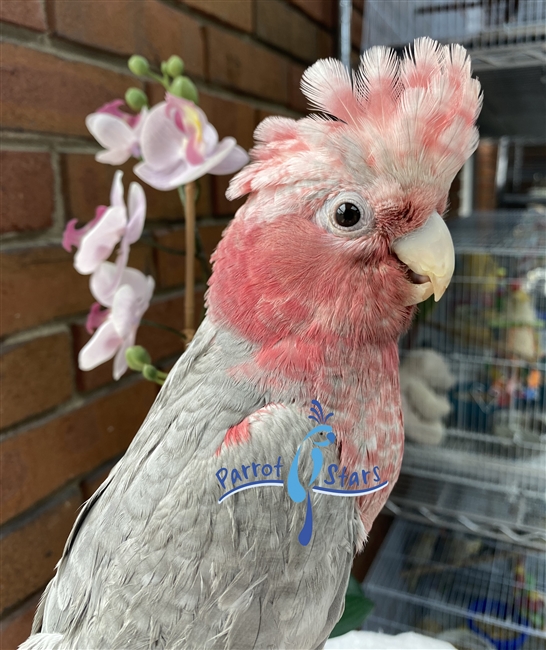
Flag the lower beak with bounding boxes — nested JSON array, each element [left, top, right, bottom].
[[392, 211, 455, 306]]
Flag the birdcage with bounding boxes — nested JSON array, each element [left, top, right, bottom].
[[362, 518, 546, 650], [360, 210, 546, 648]]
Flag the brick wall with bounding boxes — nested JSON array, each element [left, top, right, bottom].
[[0, 1, 337, 646]]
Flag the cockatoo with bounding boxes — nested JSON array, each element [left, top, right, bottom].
[[21, 38, 481, 650]]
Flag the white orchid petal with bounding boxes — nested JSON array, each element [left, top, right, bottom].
[[113, 333, 135, 380], [166, 139, 242, 186], [112, 284, 137, 338], [78, 320, 121, 370], [139, 103, 184, 169], [90, 262, 119, 307], [208, 143, 249, 175], [95, 148, 132, 165], [134, 159, 190, 191], [86, 113, 135, 150], [203, 123, 219, 154], [74, 207, 127, 275], [110, 170, 125, 207], [126, 182, 146, 244]]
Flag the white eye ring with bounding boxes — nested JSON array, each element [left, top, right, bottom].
[[318, 192, 374, 238]]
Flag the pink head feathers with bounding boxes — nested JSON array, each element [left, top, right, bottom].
[[229, 37, 482, 202]]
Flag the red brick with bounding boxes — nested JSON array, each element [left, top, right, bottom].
[[0, 380, 157, 525], [288, 62, 308, 113], [154, 223, 226, 288], [289, 0, 335, 28], [0, 487, 82, 614], [0, 43, 140, 137], [80, 461, 117, 501], [0, 152, 54, 234], [0, 243, 152, 337], [0, 332, 73, 430], [50, 0, 204, 76], [1, 246, 91, 336], [199, 92, 256, 151], [61, 154, 184, 223], [256, 0, 323, 63], [206, 26, 289, 104], [212, 175, 246, 217], [0, 594, 40, 650], [0, 0, 47, 31], [141, 0, 205, 74], [182, 0, 252, 32], [352, 8, 363, 50]]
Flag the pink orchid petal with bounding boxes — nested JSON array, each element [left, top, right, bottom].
[[113, 332, 135, 380], [112, 284, 138, 338], [185, 133, 205, 166], [86, 113, 135, 152], [208, 143, 249, 175], [110, 170, 125, 208], [74, 206, 126, 275], [139, 103, 184, 170], [96, 99, 125, 119], [126, 182, 146, 244], [62, 219, 80, 252], [86, 302, 110, 334], [78, 320, 122, 371]]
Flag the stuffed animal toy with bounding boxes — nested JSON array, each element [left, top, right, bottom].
[[400, 349, 456, 445]]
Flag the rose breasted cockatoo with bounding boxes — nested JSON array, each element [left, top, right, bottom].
[[21, 38, 481, 650]]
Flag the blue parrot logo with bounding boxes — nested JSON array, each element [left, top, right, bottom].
[[287, 400, 336, 546]]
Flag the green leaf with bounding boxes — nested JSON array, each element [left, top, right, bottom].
[[329, 577, 374, 638]]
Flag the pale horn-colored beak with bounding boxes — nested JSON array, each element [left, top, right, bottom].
[[392, 210, 455, 306]]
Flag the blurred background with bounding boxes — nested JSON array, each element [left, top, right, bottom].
[[0, 1, 544, 649]]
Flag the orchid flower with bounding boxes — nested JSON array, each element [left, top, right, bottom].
[[86, 99, 147, 165], [63, 206, 107, 253], [72, 170, 146, 304], [79, 263, 155, 380], [134, 94, 249, 191]]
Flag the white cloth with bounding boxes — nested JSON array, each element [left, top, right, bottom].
[[324, 631, 456, 650]]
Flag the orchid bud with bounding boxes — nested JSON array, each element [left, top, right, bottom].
[[165, 55, 184, 78], [170, 76, 199, 104], [125, 87, 148, 111], [161, 61, 169, 76], [142, 364, 159, 382], [128, 55, 150, 76], [126, 345, 152, 372]]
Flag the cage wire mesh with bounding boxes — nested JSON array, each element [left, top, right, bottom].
[[361, 210, 546, 646], [362, 518, 546, 649]]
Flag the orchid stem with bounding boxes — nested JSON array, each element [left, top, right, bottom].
[[148, 71, 169, 89], [141, 319, 186, 338], [176, 186, 211, 279]]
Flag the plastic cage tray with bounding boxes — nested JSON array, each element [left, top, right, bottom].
[[362, 518, 546, 650]]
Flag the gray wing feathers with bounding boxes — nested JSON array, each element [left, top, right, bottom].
[[24, 318, 357, 649]]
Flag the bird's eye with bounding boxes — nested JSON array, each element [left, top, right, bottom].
[[318, 192, 373, 238], [335, 202, 361, 228]]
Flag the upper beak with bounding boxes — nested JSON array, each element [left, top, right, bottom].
[[392, 210, 455, 306]]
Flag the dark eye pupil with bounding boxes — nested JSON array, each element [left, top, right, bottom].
[[335, 202, 361, 227]]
